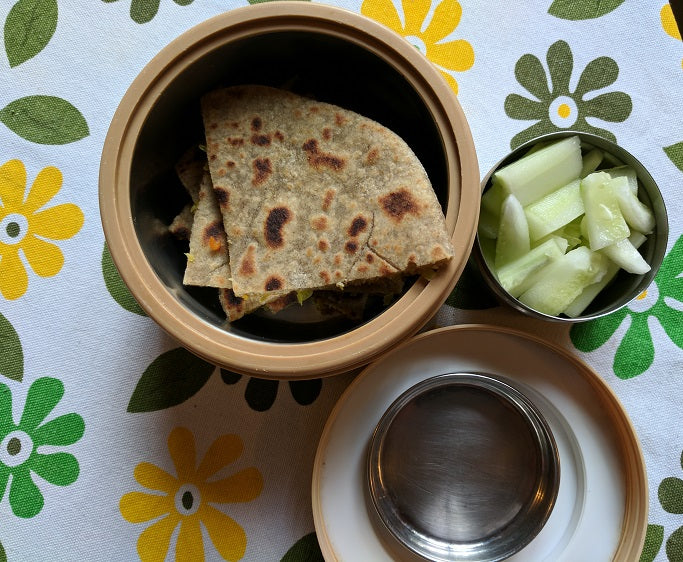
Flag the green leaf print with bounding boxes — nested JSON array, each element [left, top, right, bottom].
[[0, 96, 88, 145], [103, 0, 196, 24], [639, 524, 664, 562], [0, 313, 23, 382], [664, 142, 683, 172], [4, 0, 58, 68], [0, 540, 5, 562], [280, 532, 324, 562], [548, 0, 625, 20], [127, 348, 214, 413], [102, 243, 146, 316]]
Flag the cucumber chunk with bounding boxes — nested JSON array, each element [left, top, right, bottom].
[[564, 232, 647, 317], [580, 148, 604, 178], [518, 246, 608, 316], [492, 135, 583, 206], [604, 165, 638, 194], [479, 181, 506, 239], [496, 237, 568, 298], [600, 232, 650, 274], [495, 194, 530, 268], [581, 171, 630, 250], [524, 179, 583, 242], [610, 175, 655, 234]]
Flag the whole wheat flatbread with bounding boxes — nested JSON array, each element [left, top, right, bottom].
[[201, 85, 453, 299]]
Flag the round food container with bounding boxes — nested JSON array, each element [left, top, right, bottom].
[[474, 131, 668, 322], [99, 2, 479, 378]]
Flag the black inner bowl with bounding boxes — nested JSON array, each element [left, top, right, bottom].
[[131, 30, 448, 343]]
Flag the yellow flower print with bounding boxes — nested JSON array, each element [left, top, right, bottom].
[[661, 3, 682, 69], [0, 159, 83, 300], [120, 427, 263, 562], [361, 0, 474, 93]]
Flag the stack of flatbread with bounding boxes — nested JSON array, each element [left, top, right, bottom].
[[169, 85, 454, 322]]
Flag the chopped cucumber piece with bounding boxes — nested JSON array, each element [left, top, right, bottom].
[[600, 232, 650, 274], [564, 232, 647, 317], [610, 175, 655, 234], [518, 246, 608, 316], [495, 194, 530, 268], [604, 165, 638, 194], [524, 179, 583, 242], [581, 171, 630, 250], [479, 181, 506, 238], [496, 237, 568, 298], [492, 136, 583, 205], [580, 148, 603, 178]]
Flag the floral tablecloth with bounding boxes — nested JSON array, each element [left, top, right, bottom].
[[0, 0, 681, 561]]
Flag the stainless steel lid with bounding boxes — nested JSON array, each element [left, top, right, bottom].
[[366, 372, 560, 561]]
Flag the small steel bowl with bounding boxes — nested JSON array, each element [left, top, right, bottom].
[[366, 372, 560, 562], [474, 131, 668, 322]]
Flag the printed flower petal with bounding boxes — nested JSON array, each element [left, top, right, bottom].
[[29, 204, 84, 240], [581, 92, 632, 122], [31, 452, 79, 486], [659, 476, 683, 514], [32, 412, 85, 447], [19, 377, 63, 431], [657, 235, 683, 291], [120, 491, 173, 524], [655, 304, 683, 349], [575, 56, 619, 98], [134, 462, 178, 494], [572, 118, 618, 142], [0, 383, 14, 433], [423, 0, 462, 44], [662, 3, 682, 40], [504, 93, 548, 120], [137, 514, 179, 562], [514, 54, 550, 101], [23, 166, 62, 214], [0, 160, 26, 211], [196, 434, 243, 481], [0, 465, 9, 500], [9, 468, 43, 518], [546, 40, 573, 95], [613, 314, 653, 379], [427, 39, 474, 73], [21, 235, 64, 278], [168, 427, 196, 482], [203, 467, 263, 504], [570, 308, 628, 352], [361, 0, 403, 35], [402, 0, 431, 36], [202, 504, 248, 561], [175, 518, 204, 562], [0, 250, 28, 300], [510, 120, 556, 150]]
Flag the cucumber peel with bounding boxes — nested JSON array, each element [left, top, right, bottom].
[[525, 179, 584, 242]]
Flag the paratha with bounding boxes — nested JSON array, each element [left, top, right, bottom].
[[201, 85, 453, 300]]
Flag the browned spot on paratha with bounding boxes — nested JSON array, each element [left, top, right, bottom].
[[431, 245, 448, 261], [309, 106, 320, 114], [311, 215, 328, 231], [322, 189, 335, 211], [202, 221, 224, 244], [334, 254, 342, 266], [379, 264, 394, 276], [239, 245, 257, 276], [318, 239, 329, 251], [357, 264, 368, 273], [251, 116, 262, 131], [302, 139, 345, 172], [335, 113, 346, 126], [365, 148, 380, 165], [348, 216, 368, 237], [264, 276, 284, 291], [223, 289, 243, 307], [265, 206, 292, 249], [251, 134, 271, 147], [379, 188, 420, 222], [322, 128, 332, 140], [366, 253, 375, 263], [252, 158, 272, 186], [274, 131, 284, 142], [226, 137, 244, 147], [214, 187, 229, 208], [210, 153, 217, 161], [226, 161, 235, 168], [320, 271, 331, 284], [344, 240, 358, 254]]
